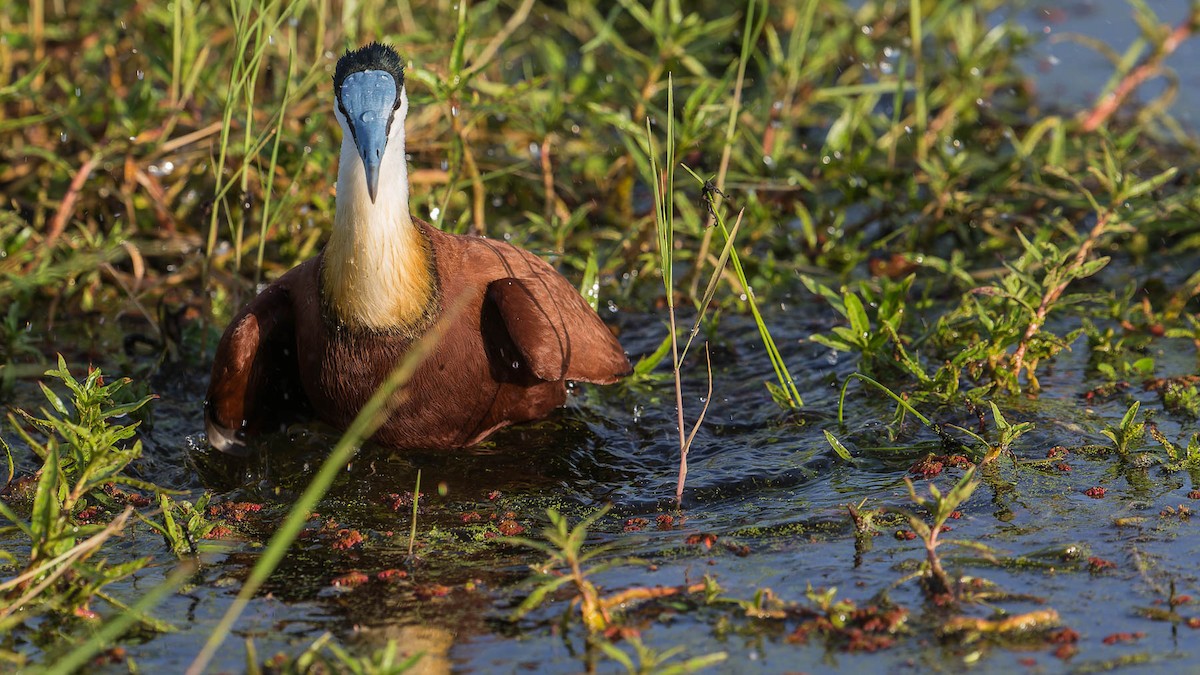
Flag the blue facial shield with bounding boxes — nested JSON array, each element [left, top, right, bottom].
[[340, 70, 398, 203]]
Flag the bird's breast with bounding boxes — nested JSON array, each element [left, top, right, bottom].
[[297, 284, 504, 446]]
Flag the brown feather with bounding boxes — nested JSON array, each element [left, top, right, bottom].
[[205, 219, 630, 451]]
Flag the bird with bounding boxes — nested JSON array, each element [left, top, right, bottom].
[[204, 43, 631, 454]]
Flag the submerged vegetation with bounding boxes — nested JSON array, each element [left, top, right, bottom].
[[2, 0, 1200, 671]]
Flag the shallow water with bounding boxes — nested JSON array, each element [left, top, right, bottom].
[[4, 3, 1200, 673], [1017, 0, 1200, 130], [5, 251, 1200, 674]]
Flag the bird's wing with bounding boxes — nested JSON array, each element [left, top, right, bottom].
[[485, 276, 630, 384], [205, 282, 309, 454]]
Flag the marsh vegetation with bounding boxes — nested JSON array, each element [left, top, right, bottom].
[[3, 0, 1200, 671]]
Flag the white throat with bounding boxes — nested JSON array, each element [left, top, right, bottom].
[[323, 87, 436, 332]]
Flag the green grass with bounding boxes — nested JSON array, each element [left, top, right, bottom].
[[3, 0, 1200, 671]]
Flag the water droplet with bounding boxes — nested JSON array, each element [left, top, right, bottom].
[[59, 132, 68, 143], [429, 207, 441, 220], [511, 361, 519, 369], [360, 110, 377, 122], [136, 69, 144, 80], [148, 160, 175, 177]]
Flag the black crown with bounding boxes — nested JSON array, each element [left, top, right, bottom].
[[334, 42, 405, 95]]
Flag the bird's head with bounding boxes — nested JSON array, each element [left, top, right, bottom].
[[333, 43, 406, 203]]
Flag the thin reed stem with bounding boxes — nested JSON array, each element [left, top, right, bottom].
[[1081, 5, 1200, 131], [689, 0, 764, 299], [408, 469, 421, 558]]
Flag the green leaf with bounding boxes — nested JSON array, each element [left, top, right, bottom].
[[655, 651, 728, 675], [0, 498, 34, 539], [38, 382, 69, 416], [823, 430, 854, 463], [31, 444, 62, 543], [906, 516, 932, 539], [844, 292, 870, 339], [1076, 256, 1110, 279], [595, 640, 636, 672], [808, 334, 855, 352], [579, 251, 599, 312], [1124, 167, 1177, 200], [1, 435, 12, 486], [501, 537, 558, 558], [633, 332, 673, 377], [826, 106, 854, 152], [989, 402, 1009, 430], [1132, 357, 1155, 375], [508, 574, 574, 620], [1120, 401, 1141, 430], [104, 475, 178, 496], [102, 395, 156, 420], [944, 467, 980, 513], [831, 326, 864, 348]]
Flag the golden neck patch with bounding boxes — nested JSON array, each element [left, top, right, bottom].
[[322, 99, 437, 334]]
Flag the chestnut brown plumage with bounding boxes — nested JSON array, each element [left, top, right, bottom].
[[204, 44, 630, 453]]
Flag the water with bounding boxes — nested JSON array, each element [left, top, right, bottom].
[[1016, 1, 1200, 130], [5, 3, 1200, 672], [5, 255, 1199, 672]]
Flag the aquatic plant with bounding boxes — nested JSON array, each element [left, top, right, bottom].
[[1148, 423, 1200, 475], [507, 505, 628, 633], [507, 506, 726, 671], [596, 633, 727, 675], [1102, 401, 1148, 460], [3, 0, 1200, 669], [247, 632, 423, 675], [0, 357, 162, 637], [895, 467, 980, 599], [142, 493, 221, 559], [644, 79, 714, 508]]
